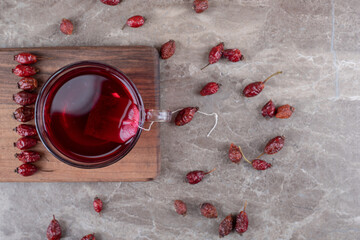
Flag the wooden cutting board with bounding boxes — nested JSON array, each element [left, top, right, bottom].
[[0, 46, 160, 182]]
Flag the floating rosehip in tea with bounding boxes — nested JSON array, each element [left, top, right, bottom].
[[14, 124, 37, 137], [186, 168, 215, 184], [93, 197, 103, 215], [174, 200, 187, 216], [122, 15, 145, 30], [14, 163, 38, 177], [201, 42, 224, 70], [81, 233, 96, 240], [13, 107, 34, 122], [100, 0, 121, 6], [262, 100, 276, 118], [222, 49, 244, 62], [47, 215, 62, 240], [219, 214, 234, 238], [13, 91, 37, 106], [174, 107, 199, 126], [200, 82, 220, 96], [14, 137, 37, 150], [200, 203, 218, 218], [60, 18, 74, 35], [243, 71, 282, 97], [15, 151, 41, 163], [160, 40, 176, 59], [14, 52, 38, 64], [12, 64, 38, 77], [235, 202, 248, 234], [229, 143, 242, 163], [193, 0, 208, 13], [18, 77, 38, 91], [275, 104, 295, 119]]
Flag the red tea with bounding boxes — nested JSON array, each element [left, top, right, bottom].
[[43, 68, 140, 163]]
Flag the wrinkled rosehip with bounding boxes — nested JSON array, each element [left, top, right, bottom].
[[100, 0, 121, 6], [15, 151, 41, 163], [222, 49, 244, 62], [60, 18, 73, 35], [14, 124, 37, 137], [275, 104, 295, 119], [13, 91, 37, 106], [200, 82, 220, 96], [235, 202, 248, 234], [18, 77, 38, 91], [14, 137, 37, 150], [174, 107, 199, 126], [186, 168, 215, 184], [14, 163, 37, 177], [252, 159, 272, 170], [13, 107, 34, 122], [243, 71, 282, 97], [174, 200, 187, 216], [201, 42, 224, 70], [200, 203, 217, 218], [14, 52, 38, 64], [264, 136, 285, 154], [219, 214, 234, 238], [160, 40, 176, 59], [12, 64, 38, 77], [81, 233, 96, 240], [229, 143, 242, 163], [122, 15, 145, 29], [193, 0, 208, 13], [47, 215, 62, 240], [262, 100, 276, 118], [93, 197, 103, 214]]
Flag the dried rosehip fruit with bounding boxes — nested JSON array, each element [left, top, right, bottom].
[[243, 71, 282, 97], [252, 159, 272, 170], [201, 42, 224, 70], [235, 202, 248, 234], [264, 136, 285, 155], [14, 163, 38, 177], [13, 107, 34, 122], [47, 215, 62, 240], [14, 124, 37, 137], [186, 168, 215, 184], [200, 82, 220, 96], [14, 137, 37, 150], [219, 214, 234, 238], [122, 15, 145, 30], [12, 64, 38, 77], [18, 77, 38, 91], [174, 107, 199, 126], [93, 197, 103, 214], [229, 143, 242, 163], [100, 0, 121, 6], [222, 49, 244, 62], [60, 18, 74, 35], [160, 40, 176, 59], [174, 200, 187, 216], [200, 203, 217, 218], [193, 0, 208, 13], [262, 100, 276, 118], [13, 91, 37, 106], [14, 52, 37, 64], [275, 104, 295, 119], [81, 233, 96, 240], [15, 151, 41, 163]]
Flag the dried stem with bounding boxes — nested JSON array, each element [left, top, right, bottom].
[[205, 167, 216, 175], [201, 63, 210, 70], [121, 23, 127, 30], [255, 152, 264, 159], [238, 146, 252, 165], [243, 201, 247, 212], [262, 71, 282, 84]]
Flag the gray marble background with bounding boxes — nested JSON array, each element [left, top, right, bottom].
[[1, 0, 360, 239]]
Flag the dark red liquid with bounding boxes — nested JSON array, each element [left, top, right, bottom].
[[44, 68, 140, 163]]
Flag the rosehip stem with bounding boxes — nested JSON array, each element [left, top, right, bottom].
[[256, 152, 264, 159], [262, 71, 282, 84], [205, 167, 216, 175], [243, 201, 247, 212], [121, 24, 127, 30], [201, 63, 210, 70], [238, 146, 252, 165]]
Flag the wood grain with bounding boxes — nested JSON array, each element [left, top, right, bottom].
[[0, 46, 160, 182]]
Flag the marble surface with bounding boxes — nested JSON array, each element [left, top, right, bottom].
[[1, 0, 360, 239]]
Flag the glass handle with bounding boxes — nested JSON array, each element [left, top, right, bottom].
[[145, 109, 172, 122]]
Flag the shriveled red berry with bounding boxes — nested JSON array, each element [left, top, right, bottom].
[[81, 233, 96, 240], [93, 197, 103, 214], [60, 18, 74, 35], [14, 52, 38, 64], [193, 0, 208, 13], [14, 124, 37, 137], [100, 0, 121, 6], [262, 100, 276, 118], [252, 159, 272, 170], [13, 107, 34, 122], [222, 49, 244, 62], [201, 42, 224, 70], [15, 151, 41, 163], [200, 203, 217, 218], [12, 64, 38, 77], [18, 77, 38, 91], [200, 82, 220, 96], [160, 40, 176, 59], [13, 91, 37, 106], [186, 168, 215, 184], [264, 136, 285, 154], [229, 143, 242, 163], [235, 202, 248, 234], [174, 107, 199, 126], [219, 214, 234, 238], [174, 200, 187, 216], [47, 215, 62, 240], [14, 163, 38, 177], [122, 15, 145, 29], [275, 104, 295, 119], [14, 137, 37, 150], [243, 71, 282, 97]]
